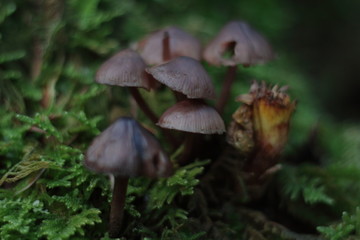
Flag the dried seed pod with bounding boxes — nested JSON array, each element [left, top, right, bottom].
[[146, 56, 216, 99], [95, 49, 152, 90], [228, 81, 296, 200], [203, 21, 275, 66], [230, 81, 296, 158], [135, 26, 201, 65], [227, 104, 254, 155], [157, 99, 225, 134]]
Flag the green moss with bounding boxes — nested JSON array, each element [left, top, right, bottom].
[[1, 0, 360, 239]]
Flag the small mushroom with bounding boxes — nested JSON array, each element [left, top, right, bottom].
[[157, 99, 225, 164], [96, 49, 152, 90], [157, 99, 225, 134], [146, 56, 216, 100], [135, 26, 201, 65], [96, 48, 158, 121], [203, 21, 275, 114], [203, 21, 275, 67], [85, 117, 172, 238]]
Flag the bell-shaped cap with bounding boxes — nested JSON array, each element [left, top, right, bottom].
[[146, 56, 216, 99], [203, 21, 275, 66], [95, 49, 152, 90], [135, 26, 201, 65], [85, 117, 172, 178], [157, 99, 225, 134]]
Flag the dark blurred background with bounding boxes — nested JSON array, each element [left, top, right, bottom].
[[2, 0, 360, 122], [124, 0, 360, 120], [287, 0, 360, 120]]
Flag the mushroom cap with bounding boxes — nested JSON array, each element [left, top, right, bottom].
[[95, 49, 152, 90], [157, 99, 225, 134], [135, 26, 201, 65], [203, 21, 275, 66], [85, 117, 172, 178], [146, 56, 216, 99]]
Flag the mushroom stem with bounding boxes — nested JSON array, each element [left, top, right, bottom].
[[173, 91, 187, 102], [109, 176, 129, 238], [216, 65, 237, 114], [178, 132, 198, 165], [128, 88, 180, 149], [129, 88, 158, 123], [162, 31, 170, 61]]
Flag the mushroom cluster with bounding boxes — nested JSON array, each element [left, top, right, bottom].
[[85, 20, 280, 238]]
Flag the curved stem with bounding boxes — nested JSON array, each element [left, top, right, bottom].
[[129, 88, 158, 124], [216, 66, 237, 115], [109, 176, 129, 238], [128, 87, 180, 149]]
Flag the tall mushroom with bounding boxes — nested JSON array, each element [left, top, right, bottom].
[[84, 117, 172, 238], [203, 21, 275, 114], [96, 49, 157, 122]]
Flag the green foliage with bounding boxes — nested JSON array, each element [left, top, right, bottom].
[[0, 197, 101, 240], [0, 145, 50, 186], [279, 165, 334, 205], [317, 207, 360, 240], [148, 160, 210, 209], [40, 208, 101, 240]]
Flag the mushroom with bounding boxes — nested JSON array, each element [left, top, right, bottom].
[[203, 21, 275, 114], [157, 99, 225, 134], [95, 49, 152, 89], [95, 49, 178, 148], [157, 99, 225, 163], [146, 56, 216, 100], [146, 55, 221, 163], [96, 49, 157, 123], [84, 117, 172, 238], [134, 26, 201, 65]]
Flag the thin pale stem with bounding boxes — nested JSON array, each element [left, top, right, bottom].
[[109, 176, 129, 238], [216, 66, 237, 115]]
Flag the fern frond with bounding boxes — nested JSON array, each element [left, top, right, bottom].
[[40, 208, 101, 240], [317, 207, 360, 240]]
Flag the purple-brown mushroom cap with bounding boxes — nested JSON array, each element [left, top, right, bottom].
[[146, 56, 216, 99], [95, 49, 152, 90], [203, 21, 275, 66], [157, 99, 225, 134], [135, 26, 201, 65], [85, 117, 172, 178]]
